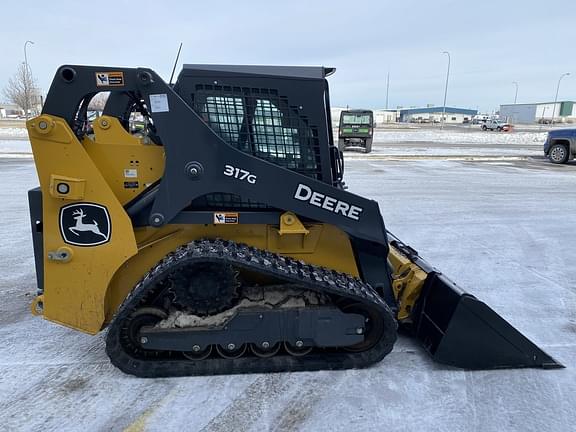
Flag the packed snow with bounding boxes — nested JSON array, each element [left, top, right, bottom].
[[0, 139, 32, 155], [374, 129, 547, 145], [0, 127, 28, 139]]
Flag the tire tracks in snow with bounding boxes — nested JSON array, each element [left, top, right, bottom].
[[201, 372, 339, 432]]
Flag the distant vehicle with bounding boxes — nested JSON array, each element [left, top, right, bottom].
[[481, 119, 511, 132], [472, 115, 489, 124], [544, 129, 576, 164], [338, 109, 374, 153]]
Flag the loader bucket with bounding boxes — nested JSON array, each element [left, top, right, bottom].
[[413, 272, 563, 369]]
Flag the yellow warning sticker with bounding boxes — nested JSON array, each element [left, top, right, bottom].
[[214, 212, 239, 224], [95, 71, 125, 87]]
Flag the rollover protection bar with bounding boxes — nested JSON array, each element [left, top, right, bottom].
[[387, 232, 563, 369]]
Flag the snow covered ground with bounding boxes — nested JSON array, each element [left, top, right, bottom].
[[1, 127, 547, 159], [0, 127, 28, 140], [0, 154, 574, 432], [374, 129, 546, 145], [0, 139, 32, 155]]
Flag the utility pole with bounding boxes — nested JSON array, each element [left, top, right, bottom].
[[441, 51, 450, 130], [551, 72, 570, 125], [385, 71, 390, 110], [23, 40, 35, 119], [508, 82, 519, 124]]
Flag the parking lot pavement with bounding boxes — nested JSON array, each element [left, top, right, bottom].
[[0, 157, 575, 432]]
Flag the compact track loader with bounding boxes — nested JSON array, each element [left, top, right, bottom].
[[27, 64, 562, 377]]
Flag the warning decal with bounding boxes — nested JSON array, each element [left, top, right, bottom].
[[95, 72, 125, 87], [124, 168, 138, 178], [213, 212, 239, 224]]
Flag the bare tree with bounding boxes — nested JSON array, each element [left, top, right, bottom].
[[2, 63, 39, 119], [88, 92, 110, 111]]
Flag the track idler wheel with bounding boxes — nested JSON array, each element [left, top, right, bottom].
[[341, 302, 385, 353], [121, 307, 168, 359]]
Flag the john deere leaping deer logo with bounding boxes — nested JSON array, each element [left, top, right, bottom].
[[69, 208, 107, 239], [59, 203, 111, 246]]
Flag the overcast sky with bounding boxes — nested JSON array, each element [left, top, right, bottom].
[[1, 0, 575, 113]]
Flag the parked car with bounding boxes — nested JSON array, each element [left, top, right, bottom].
[[481, 119, 511, 131], [544, 129, 576, 164]]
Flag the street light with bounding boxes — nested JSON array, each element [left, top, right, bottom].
[[23, 40, 34, 119], [385, 71, 390, 110], [24, 40, 34, 71], [512, 81, 519, 104], [441, 51, 450, 130], [551, 72, 570, 125]]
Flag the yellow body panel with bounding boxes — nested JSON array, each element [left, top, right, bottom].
[[85, 116, 165, 205], [27, 115, 139, 332], [28, 115, 360, 334]]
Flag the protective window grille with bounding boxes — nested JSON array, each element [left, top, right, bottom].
[[194, 85, 322, 179]]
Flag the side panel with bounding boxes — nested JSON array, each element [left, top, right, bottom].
[[27, 115, 138, 333], [84, 116, 165, 205], [27, 188, 44, 292]]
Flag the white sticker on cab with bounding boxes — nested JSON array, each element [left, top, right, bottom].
[[149, 94, 170, 113]]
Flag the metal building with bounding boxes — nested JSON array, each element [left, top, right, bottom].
[[398, 106, 477, 124], [500, 101, 576, 124]]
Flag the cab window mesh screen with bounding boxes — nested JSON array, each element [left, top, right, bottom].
[[194, 85, 321, 179], [203, 96, 245, 147]]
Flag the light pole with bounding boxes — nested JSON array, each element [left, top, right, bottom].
[[23, 40, 34, 119], [551, 72, 570, 125], [508, 81, 519, 123], [441, 51, 450, 130], [385, 71, 390, 110]]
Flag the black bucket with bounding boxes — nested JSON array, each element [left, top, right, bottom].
[[413, 272, 563, 369]]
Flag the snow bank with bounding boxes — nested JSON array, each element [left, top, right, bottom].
[[374, 129, 546, 145]]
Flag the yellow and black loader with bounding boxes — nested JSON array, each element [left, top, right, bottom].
[[26, 64, 561, 377]]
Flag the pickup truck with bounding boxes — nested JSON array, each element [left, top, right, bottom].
[[544, 129, 576, 164], [481, 119, 511, 131]]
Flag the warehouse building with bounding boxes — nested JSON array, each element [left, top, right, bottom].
[[398, 106, 477, 124], [331, 106, 478, 126], [330, 107, 398, 126], [500, 101, 576, 124], [373, 109, 398, 125]]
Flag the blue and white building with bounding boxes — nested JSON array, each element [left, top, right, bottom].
[[398, 106, 478, 124]]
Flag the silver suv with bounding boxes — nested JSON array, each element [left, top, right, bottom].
[[481, 119, 511, 131]]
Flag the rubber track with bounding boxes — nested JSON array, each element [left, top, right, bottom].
[[105, 239, 397, 377]]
